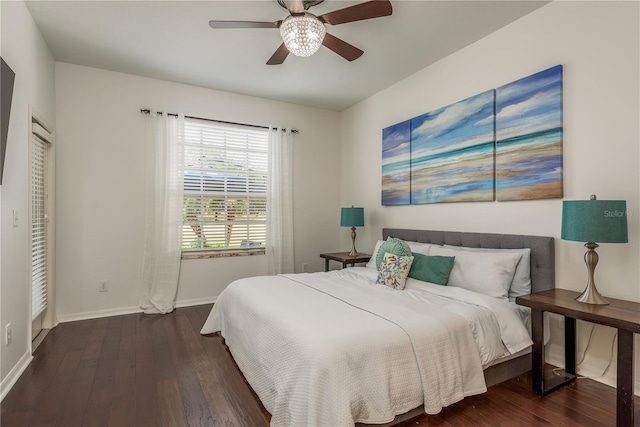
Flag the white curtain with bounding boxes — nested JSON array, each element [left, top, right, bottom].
[[140, 112, 184, 314], [266, 127, 295, 275]]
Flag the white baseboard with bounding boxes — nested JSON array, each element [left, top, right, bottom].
[[57, 305, 142, 323], [56, 297, 217, 323], [175, 296, 217, 308], [1, 351, 33, 401]]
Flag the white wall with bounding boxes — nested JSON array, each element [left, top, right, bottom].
[[0, 0, 56, 388], [54, 63, 342, 320], [340, 1, 639, 392]]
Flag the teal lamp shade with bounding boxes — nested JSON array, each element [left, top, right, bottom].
[[341, 207, 364, 256], [340, 207, 364, 228], [561, 199, 628, 243], [561, 196, 628, 305]]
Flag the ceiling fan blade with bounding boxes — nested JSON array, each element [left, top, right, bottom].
[[318, 0, 392, 26], [322, 33, 364, 61], [267, 43, 290, 65], [209, 20, 281, 29]]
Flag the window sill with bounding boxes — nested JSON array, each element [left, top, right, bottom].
[[181, 248, 266, 260]]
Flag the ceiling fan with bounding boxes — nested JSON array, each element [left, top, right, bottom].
[[208, 0, 393, 65]]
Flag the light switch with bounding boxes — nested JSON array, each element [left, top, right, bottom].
[[12, 210, 18, 227]]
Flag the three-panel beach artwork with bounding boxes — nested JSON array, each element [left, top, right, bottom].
[[382, 65, 563, 205]]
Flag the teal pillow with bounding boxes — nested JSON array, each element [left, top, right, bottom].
[[375, 237, 412, 269], [408, 253, 455, 285]]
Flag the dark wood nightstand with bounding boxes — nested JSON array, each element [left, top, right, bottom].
[[516, 288, 640, 427], [319, 252, 372, 272]]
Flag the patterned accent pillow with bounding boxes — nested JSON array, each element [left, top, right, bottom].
[[376, 253, 414, 290], [375, 237, 412, 269]]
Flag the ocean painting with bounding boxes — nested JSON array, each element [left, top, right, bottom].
[[382, 120, 411, 205], [495, 65, 563, 201], [410, 90, 495, 204]]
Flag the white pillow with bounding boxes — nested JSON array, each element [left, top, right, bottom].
[[366, 240, 385, 269], [366, 239, 434, 269], [443, 245, 531, 300], [429, 246, 522, 299], [406, 241, 434, 255]]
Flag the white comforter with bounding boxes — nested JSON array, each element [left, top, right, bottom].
[[201, 267, 532, 427]]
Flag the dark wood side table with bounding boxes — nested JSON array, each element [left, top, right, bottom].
[[516, 288, 640, 427], [320, 252, 372, 272]]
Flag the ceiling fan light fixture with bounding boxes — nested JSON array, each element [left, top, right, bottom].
[[279, 14, 326, 57]]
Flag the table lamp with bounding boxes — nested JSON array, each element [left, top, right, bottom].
[[561, 195, 628, 305], [341, 206, 364, 256]]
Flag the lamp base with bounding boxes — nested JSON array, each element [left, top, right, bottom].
[[574, 242, 609, 305], [348, 227, 359, 257], [575, 285, 609, 305]]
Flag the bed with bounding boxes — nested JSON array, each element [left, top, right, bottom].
[[201, 228, 555, 427]]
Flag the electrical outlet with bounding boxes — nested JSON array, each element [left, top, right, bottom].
[[12, 210, 18, 227], [5, 323, 12, 345], [302, 263, 309, 272], [558, 317, 565, 330], [98, 280, 109, 292]]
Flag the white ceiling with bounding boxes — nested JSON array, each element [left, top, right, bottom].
[[25, 0, 548, 111]]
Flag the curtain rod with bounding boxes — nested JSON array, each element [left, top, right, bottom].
[[140, 109, 298, 133]]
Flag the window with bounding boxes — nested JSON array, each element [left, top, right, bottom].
[[30, 117, 53, 320], [182, 118, 269, 256]]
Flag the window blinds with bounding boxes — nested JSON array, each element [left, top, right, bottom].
[[182, 118, 269, 252], [31, 121, 52, 319]]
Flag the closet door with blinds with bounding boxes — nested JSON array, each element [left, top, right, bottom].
[[30, 119, 53, 332]]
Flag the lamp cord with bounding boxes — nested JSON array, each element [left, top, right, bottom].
[[555, 324, 617, 380], [585, 332, 618, 380], [576, 323, 596, 365], [553, 322, 595, 377]]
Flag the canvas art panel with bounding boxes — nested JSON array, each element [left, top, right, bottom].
[[410, 90, 495, 204], [495, 65, 563, 201], [382, 120, 411, 205]]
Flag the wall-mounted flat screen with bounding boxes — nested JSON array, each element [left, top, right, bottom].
[[1, 57, 16, 185]]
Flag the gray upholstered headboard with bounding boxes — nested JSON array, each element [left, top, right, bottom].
[[382, 228, 555, 293]]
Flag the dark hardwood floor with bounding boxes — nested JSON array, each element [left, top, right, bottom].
[[1, 304, 637, 427]]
